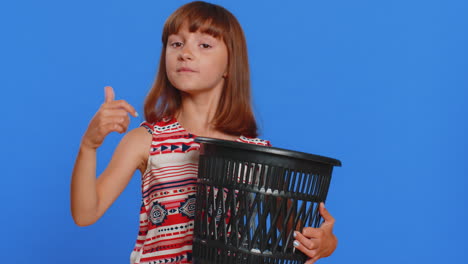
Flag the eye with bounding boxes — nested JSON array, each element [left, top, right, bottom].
[[200, 43, 212, 49], [170, 42, 183, 48]]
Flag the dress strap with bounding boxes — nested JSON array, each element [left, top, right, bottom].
[[139, 121, 154, 135], [237, 135, 272, 147]]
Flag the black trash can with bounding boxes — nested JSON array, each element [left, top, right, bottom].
[[193, 137, 341, 264]]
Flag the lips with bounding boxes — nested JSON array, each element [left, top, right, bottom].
[[177, 67, 196, 72]]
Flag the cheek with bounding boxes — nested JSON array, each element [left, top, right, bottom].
[[211, 52, 229, 76], [165, 56, 177, 80], [219, 49, 229, 74], [165, 53, 174, 71], [165, 58, 176, 83]]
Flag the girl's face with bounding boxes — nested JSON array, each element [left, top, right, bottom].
[[165, 25, 228, 95]]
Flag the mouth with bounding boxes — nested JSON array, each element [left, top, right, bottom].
[[177, 67, 197, 73]]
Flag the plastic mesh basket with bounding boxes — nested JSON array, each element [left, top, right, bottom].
[[193, 137, 341, 264]]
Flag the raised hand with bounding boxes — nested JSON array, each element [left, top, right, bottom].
[[81, 86, 138, 150], [293, 203, 338, 264]]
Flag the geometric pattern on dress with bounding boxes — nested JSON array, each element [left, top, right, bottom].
[[238, 135, 271, 146], [179, 194, 196, 220], [148, 201, 167, 226], [140, 123, 154, 135], [148, 253, 188, 264], [151, 141, 198, 154]]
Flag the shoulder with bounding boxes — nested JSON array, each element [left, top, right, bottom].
[[238, 135, 271, 147], [120, 126, 153, 150], [139, 117, 180, 135], [106, 126, 153, 174], [120, 127, 153, 171]]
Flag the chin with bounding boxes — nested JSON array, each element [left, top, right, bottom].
[[173, 83, 214, 94]]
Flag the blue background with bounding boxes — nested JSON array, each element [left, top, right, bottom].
[[1, 0, 467, 263]]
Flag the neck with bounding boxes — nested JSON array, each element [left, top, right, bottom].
[[176, 88, 238, 141], [176, 88, 220, 137], [175, 80, 239, 141]]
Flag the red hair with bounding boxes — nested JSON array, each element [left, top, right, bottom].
[[143, 1, 258, 137]]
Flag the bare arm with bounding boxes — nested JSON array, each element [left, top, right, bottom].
[[71, 127, 150, 226], [70, 86, 149, 226]]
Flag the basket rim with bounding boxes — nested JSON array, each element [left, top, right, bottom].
[[194, 137, 342, 167]]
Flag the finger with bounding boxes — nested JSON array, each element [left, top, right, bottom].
[[305, 258, 318, 264], [294, 231, 319, 250], [101, 116, 129, 127], [319, 202, 335, 225], [293, 239, 317, 259], [106, 100, 138, 117], [100, 110, 130, 121], [121, 115, 130, 129], [103, 122, 127, 134], [104, 86, 115, 103], [301, 227, 324, 240]]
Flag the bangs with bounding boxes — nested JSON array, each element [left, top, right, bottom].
[[162, 2, 230, 43]]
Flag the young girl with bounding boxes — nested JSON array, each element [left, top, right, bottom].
[[70, 1, 337, 264]]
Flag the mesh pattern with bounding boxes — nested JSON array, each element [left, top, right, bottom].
[[193, 153, 333, 264]]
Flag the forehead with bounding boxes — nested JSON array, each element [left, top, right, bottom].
[[168, 26, 219, 40], [168, 21, 223, 39], [163, 15, 227, 44]]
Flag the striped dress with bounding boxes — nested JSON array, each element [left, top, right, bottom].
[[130, 118, 270, 264]]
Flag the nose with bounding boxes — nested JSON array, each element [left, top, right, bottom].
[[178, 45, 193, 61]]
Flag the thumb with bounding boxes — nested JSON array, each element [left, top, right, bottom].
[[319, 202, 335, 225], [104, 86, 115, 103]]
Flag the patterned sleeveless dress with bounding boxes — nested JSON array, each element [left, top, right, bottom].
[[130, 118, 270, 264]]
